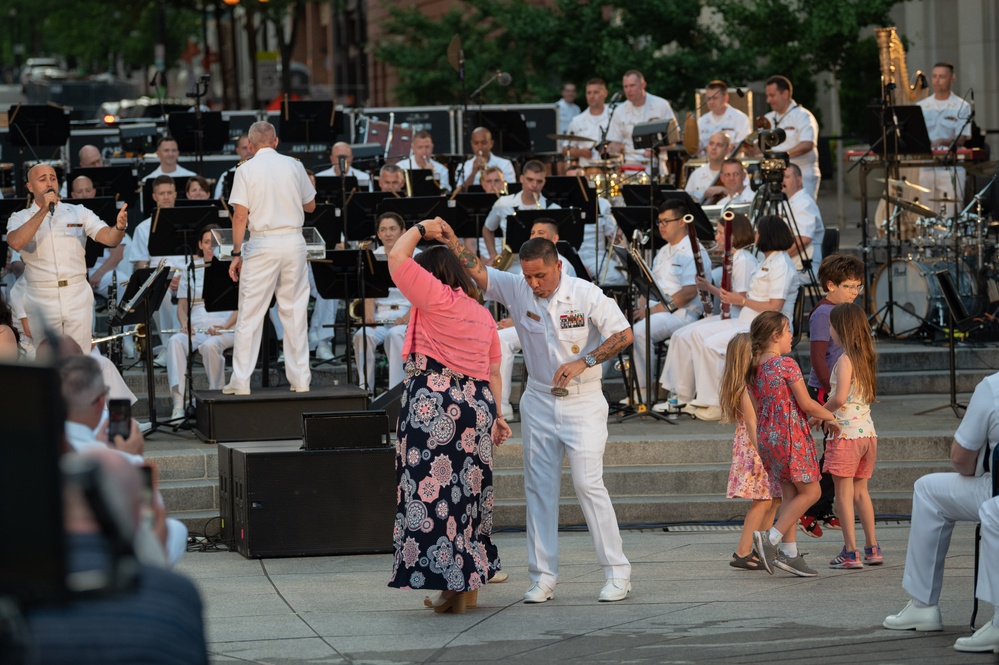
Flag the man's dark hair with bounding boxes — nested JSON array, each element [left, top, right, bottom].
[[586, 77, 607, 88], [414, 246, 479, 300], [933, 62, 955, 74], [765, 75, 792, 95], [152, 175, 175, 190], [156, 135, 178, 150], [519, 238, 558, 265], [756, 215, 795, 252], [706, 80, 728, 92], [658, 199, 689, 217], [522, 160, 545, 175], [531, 218, 559, 236]]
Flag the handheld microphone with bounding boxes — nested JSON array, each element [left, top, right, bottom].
[[497, 71, 512, 86], [46, 188, 56, 215]]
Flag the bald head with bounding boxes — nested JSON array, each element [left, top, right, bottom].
[[78, 145, 104, 169], [25, 164, 60, 206], [330, 142, 353, 173], [71, 175, 96, 199], [470, 127, 494, 158]]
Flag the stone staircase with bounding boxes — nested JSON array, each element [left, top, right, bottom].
[[140, 341, 986, 533]]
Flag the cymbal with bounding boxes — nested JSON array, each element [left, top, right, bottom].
[[587, 158, 623, 168], [926, 197, 958, 202], [885, 195, 935, 218], [964, 160, 999, 178], [875, 177, 930, 193], [547, 133, 596, 143]]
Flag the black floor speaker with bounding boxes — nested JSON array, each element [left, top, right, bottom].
[[369, 382, 404, 433], [228, 440, 396, 558]]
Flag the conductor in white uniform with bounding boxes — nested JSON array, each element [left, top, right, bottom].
[[225, 121, 317, 394], [439, 225, 635, 605]]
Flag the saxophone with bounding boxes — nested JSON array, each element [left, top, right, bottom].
[[876, 27, 929, 105]]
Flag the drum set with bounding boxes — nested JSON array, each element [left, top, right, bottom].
[[868, 168, 999, 339]]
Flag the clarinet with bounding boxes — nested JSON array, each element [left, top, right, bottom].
[[107, 271, 123, 366], [683, 214, 713, 316], [721, 211, 734, 320]]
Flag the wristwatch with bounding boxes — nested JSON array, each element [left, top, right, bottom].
[[231, 249, 242, 257], [416, 222, 426, 238], [584, 354, 597, 368]]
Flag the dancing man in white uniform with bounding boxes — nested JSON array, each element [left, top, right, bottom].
[[884, 370, 999, 653], [441, 227, 634, 605], [225, 121, 316, 395]]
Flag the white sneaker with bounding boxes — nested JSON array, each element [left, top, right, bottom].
[[523, 582, 554, 604], [883, 600, 943, 632], [316, 341, 334, 360], [954, 622, 999, 653], [651, 401, 670, 413], [598, 578, 631, 602], [170, 407, 185, 421]]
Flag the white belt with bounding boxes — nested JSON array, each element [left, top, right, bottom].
[[30, 274, 87, 289], [250, 227, 300, 237], [527, 377, 603, 397]]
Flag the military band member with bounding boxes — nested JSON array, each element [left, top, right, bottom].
[[696, 80, 751, 155]]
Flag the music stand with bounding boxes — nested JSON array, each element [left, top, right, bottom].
[[311, 249, 391, 389], [7, 104, 70, 148], [342, 192, 392, 242], [513, 208, 584, 250], [543, 176, 599, 224], [555, 240, 591, 282], [119, 124, 158, 155], [613, 207, 667, 252], [612, 244, 675, 424], [451, 192, 499, 241], [377, 196, 459, 228], [174, 198, 226, 212], [305, 204, 343, 248], [279, 100, 343, 145], [865, 104, 932, 156], [110, 265, 171, 434], [70, 166, 138, 205], [167, 111, 228, 154], [467, 111, 533, 154], [314, 175, 358, 204], [405, 169, 444, 196], [147, 206, 219, 259], [76, 197, 120, 269]]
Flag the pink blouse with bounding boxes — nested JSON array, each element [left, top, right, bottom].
[[393, 258, 500, 381]]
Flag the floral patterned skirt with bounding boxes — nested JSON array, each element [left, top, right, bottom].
[[387, 353, 500, 591]]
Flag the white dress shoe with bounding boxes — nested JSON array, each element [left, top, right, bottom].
[[523, 582, 554, 604], [222, 384, 251, 395], [883, 600, 943, 631], [170, 407, 185, 421], [290, 385, 310, 393], [598, 578, 631, 602], [693, 405, 722, 421], [954, 622, 999, 653]]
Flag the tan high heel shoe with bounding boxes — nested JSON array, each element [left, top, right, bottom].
[[431, 590, 468, 614], [424, 589, 478, 608]]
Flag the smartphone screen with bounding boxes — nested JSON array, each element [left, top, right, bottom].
[[107, 399, 131, 442]]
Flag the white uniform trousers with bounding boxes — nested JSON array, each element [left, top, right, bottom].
[[631, 310, 697, 392], [352, 324, 406, 391], [26, 279, 93, 353], [166, 331, 234, 404], [520, 380, 631, 588], [902, 471, 994, 606], [497, 326, 522, 412], [919, 166, 965, 219], [229, 234, 311, 390], [659, 316, 747, 406], [979, 497, 999, 609]]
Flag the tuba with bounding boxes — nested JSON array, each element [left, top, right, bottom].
[[876, 27, 929, 105]]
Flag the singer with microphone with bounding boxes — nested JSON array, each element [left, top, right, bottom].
[[564, 78, 613, 167], [917, 62, 972, 219], [696, 80, 751, 156], [6, 163, 129, 353]]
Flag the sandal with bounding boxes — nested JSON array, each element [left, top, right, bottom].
[[730, 551, 764, 570]]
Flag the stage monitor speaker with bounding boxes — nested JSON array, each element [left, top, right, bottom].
[[369, 383, 404, 433], [302, 410, 390, 450], [230, 441, 395, 558]]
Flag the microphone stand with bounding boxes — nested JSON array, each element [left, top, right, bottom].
[[190, 76, 210, 176]]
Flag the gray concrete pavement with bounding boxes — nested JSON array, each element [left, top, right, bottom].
[[179, 523, 994, 664]]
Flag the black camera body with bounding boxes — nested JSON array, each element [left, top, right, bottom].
[[749, 151, 790, 194]]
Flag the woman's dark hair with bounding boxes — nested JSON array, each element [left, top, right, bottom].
[[414, 246, 480, 300], [185, 175, 211, 196], [755, 215, 795, 253], [0, 292, 21, 349], [197, 223, 222, 258]]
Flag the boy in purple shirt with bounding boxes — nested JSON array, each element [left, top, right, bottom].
[[800, 254, 866, 537]]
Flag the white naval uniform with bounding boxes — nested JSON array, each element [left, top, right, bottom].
[[141, 164, 197, 181], [579, 197, 627, 286], [918, 92, 972, 218], [607, 93, 675, 166], [565, 108, 610, 166], [697, 106, 751, 154], [457, 153, 517, 188], [632, 236, 711, 392], [716, 186, 755, 209], [315, 165, 372, 190], [482, 193, 559, 259], [395, 156, 451, 192], [660, 251, 798, 407], [902, 371, 999, 606], [785, 189, 824, 273], [765, 101, 821, 198], [227, 147, 317, 392], [127, 217, 187, 343], [6, 201, 110, 353], [978, 496, 999, 614], [166, 261, 235, 408], [213, 165, 235, 199], [684, 163, 721, 203], [485, 266, 631, 589], [497, 254, 575, 414], [352, 246, 415, 391], [710, 247, 759, 319]]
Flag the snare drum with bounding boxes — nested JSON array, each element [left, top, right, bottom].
[[872, 258, 976, 337]]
